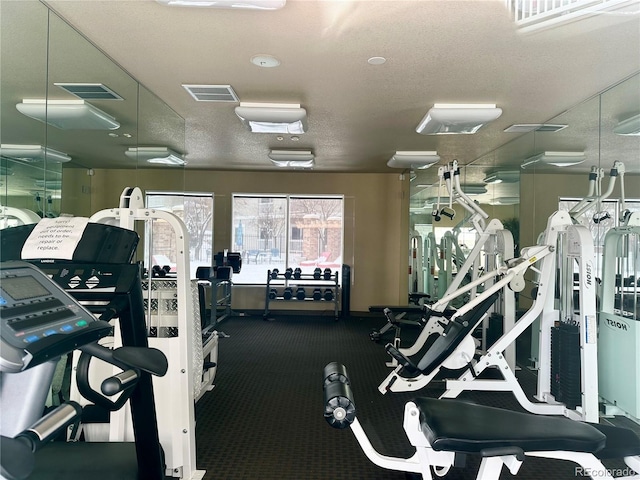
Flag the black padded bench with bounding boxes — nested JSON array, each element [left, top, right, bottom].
[[416, 397, 607, 455], [386, 292, 499, 377]]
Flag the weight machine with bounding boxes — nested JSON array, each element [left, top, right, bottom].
[[379, 210, 600, 423], [598, 162, 640, 421], [86, 186, 213, 480], [323, 363, 640, 480], [398, 161, 516, 369]]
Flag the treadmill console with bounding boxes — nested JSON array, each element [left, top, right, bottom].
[[0, 261, 111, 373]]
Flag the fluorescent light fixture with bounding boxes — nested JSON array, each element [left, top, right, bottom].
[[488, 196, 520, 205], [461, 185, 487, 195], [34, 180, 62, 190], [16, 99, 120, 130], [387, 151, 440, 169], [483, 170, 520, 184], [416, 103, 502, 135], [614, 113, 640, 136], [0, 144, 71, 163], [235, 102, 307, 134], [268, 149, 314, 168], [521, 151, 586, 169], [156, 0, 286, 8], [125, 147, 185, 166]]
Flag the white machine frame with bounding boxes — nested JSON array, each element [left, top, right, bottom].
[[402, 161, 516, 369], [87, 186, 213, 480], [380, 210, 600, 423], [0, 205, 40, 229], [341, 402, 640, 480]]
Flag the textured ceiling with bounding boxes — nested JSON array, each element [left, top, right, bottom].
[[3, 0, 640, 180]]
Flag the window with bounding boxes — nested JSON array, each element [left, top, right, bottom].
[[146, 192, 214, 278], [232, 194, 344, 284]]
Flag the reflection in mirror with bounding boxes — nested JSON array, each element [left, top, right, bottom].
[[0, 1, 49, 224], [47, 11, 140, 217], [136, 85, 186, 187]]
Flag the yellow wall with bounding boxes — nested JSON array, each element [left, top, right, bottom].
[[75, 167, 410, 313]]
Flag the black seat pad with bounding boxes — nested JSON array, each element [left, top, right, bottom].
[[415, 292, 499, 375], [589, 423, 640, 459], [415, 398, 606, 454]]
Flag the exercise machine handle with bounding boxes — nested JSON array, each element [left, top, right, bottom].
[[13, 402, 82, 463]]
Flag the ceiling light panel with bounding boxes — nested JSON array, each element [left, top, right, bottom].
[[236, 102, 307, 134], [125, 147, 185, 166], [16, 99, 120, 130], [156, 0, 286, 9], [54, 83, 123, 100], [0, 144, 72, 163], [521, 151, 586, 169], [416, 103, 502, 135], [268, 149, 314, 168], [387, 151, 440, 169], [182, 84, 239, 102], [614, 113, 640, 136]]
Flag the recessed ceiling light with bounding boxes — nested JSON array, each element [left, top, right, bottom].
[[367, 56, 386, 65], [250, 55, 280, 68]]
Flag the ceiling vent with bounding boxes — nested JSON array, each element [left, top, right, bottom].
[[504, 124, 568, 133], [182, 84, 239, 102], [54, 83, 123, 100]]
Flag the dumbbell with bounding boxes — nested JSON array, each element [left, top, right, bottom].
[[283, 287, 293, 300], [293, 267, 302, 279], [323, 268, 332, 280], [312, 288, 322, 301], [271, 268, 279, 279], [323, 289, 334, 301], [284, 268, 294, 279], [269, 288, 278, 300], [152, 265, 166, 278], [296, 287, 306, 300], [313, 268, 322, 279]]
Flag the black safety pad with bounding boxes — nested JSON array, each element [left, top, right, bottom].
[[415, 398, 606, 454], [589, 423, 640, 459], [369, 305, 423, 314], [415, 292, 499, 374]]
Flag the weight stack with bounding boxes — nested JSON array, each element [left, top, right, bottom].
[[551, 322, 581, 410]]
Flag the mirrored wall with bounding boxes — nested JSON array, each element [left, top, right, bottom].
[[409, 71, 640, 296], [0, 0, 185, 222]]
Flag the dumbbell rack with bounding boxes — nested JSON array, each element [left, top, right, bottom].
[[264, 269, 340, 320]]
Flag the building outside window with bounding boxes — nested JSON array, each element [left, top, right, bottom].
[[232, 194, 344, 284]]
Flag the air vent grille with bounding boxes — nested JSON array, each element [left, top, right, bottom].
[[182, 84, 239, 102], [504, 123, 568, 133], [54, 83, 123, 100]]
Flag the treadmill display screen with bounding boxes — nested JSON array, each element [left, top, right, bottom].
[[1, 276, 50, 301]]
